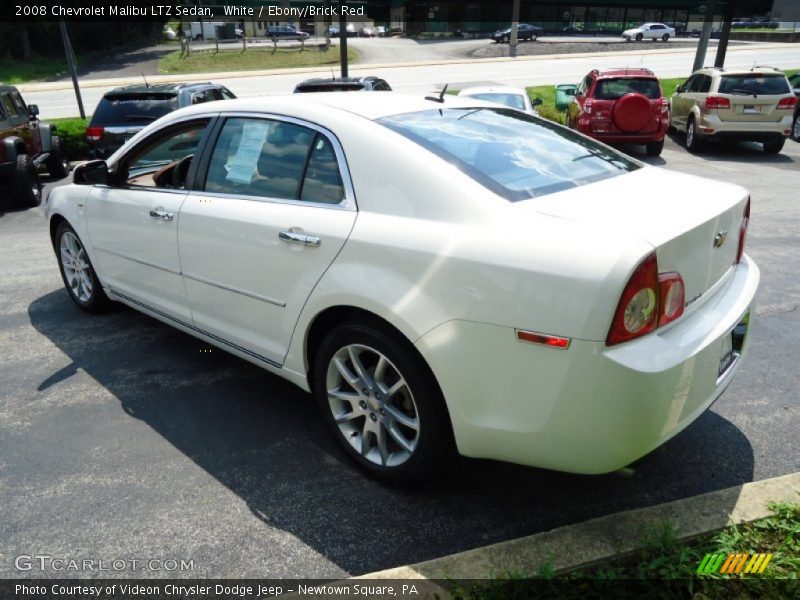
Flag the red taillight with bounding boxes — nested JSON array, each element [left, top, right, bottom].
[[516, 330, 571, 349], [705, 96, 731, 110], [85, 126, 104, 141], [607, 253, 659, 346], [737, 197, 751, 264], [657, 97, 669, 113], [657, 273, 685, 327], [777, 96, 798, 110], [584, 98, 594, 115]]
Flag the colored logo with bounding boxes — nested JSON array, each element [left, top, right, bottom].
[[697, 553, 773, 575]]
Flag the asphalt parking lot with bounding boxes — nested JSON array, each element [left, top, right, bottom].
[[1, 133, 798, 579]]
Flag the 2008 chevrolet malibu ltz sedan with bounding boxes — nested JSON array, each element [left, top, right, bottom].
[[45, 94, 759, 484]]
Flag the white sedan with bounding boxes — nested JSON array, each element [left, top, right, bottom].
[[457, 85, 541, 115], [45, 93, 758, 484], [622, 22, 675, 42]]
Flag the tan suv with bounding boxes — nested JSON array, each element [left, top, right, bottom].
[[669, 67, 796, 154]]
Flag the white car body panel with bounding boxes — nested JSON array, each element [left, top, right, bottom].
[[45, 94, 759, 474]]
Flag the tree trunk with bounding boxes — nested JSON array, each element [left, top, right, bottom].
[[20, 25, 32, 60]]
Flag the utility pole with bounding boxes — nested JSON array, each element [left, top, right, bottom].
[[715, 0, 736, 68], [339, 0, 348, 77], [58, 19, 85, 119], [692, 0, 718, 73], [509, 0, 520, 58]]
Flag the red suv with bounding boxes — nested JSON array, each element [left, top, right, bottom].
[[566, 68, 669, 156]]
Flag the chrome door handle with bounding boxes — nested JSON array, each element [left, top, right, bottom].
[[279, 230, 320, 247], [149, 209, 174, 221]]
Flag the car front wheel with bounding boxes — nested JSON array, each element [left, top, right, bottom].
[[55, 222, 109, 312], [312, 322, 454, 484], [636, 33, 644, 41]]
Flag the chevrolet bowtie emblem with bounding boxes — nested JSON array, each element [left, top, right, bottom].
[[714, 230, 728, 248]]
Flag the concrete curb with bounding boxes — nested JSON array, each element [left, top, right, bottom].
[[17, 42, 798, 94], [356, 471, 800, 582]]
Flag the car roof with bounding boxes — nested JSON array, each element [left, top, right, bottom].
[[697, 66, 787, 77], [104, 82, 219, 96], [594, 68, 656, 79], [458, 86, 527, 96], [163, 92, 498, 122]]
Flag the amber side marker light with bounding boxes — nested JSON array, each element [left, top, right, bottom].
[[516, 330, 571, 349]]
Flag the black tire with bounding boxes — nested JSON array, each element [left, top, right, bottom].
[[312, 321, 455, 485], [790, 112, 799, 141], [54, 221, 110, 313], [763, 138, 785, 154], [636, 33, 644, 41], [11, 154, 42, 207], [646, 139, 664, 156], [662, 33, 670, 41], [685, 116, 703, 153], [46, 136, 70, 179], [530, 33, 537, 42]]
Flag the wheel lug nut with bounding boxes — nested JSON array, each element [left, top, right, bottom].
[[370, 413, 377, 422], [359, 401, 367, 409]]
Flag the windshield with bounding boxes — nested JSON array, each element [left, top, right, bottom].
[[718, 75, 790, 96], [594, 78, 661, 100], [465, 93, 527, 111], [378, 108, 640, 201], [91, 93, 179, 125]]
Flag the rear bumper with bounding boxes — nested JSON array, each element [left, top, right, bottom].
[[416, 255, 760, 474], [579, 118, 668, 144], [698, 114, 792, 141]]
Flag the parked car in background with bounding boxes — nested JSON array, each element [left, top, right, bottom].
[[562, 26, 583, 34], [46, 93, 759, 483], [86, 83, 236, 159], [294, 76, 392, 93], [622, 23, 675, 42], [669, 67, 796, 154], [359, 26, 376, 37], [267, 26, 309, 41], [788, 73, 800, 141], [566, 68, 669, 156], [374, 26, 388, 37], [458, 86, 541, 115], [491, 23, 543, 43], [0, 84, 69, 207]]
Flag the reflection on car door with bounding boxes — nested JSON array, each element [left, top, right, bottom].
[[85, 119, 210, 322], [179, 116, 357, 367]]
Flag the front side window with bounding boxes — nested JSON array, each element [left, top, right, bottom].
[[379, 108, 639, 201], [122, 120, 209, 187], [687, 76, 704, 93], [10, 92, 27, 115], [0, 94, 17, 118], [204, 117, 344, 204]]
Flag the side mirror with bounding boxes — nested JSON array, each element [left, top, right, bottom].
[[73, 160, 110, 185], [566, 88, 577, 96], [28, 104, 40, 119], [531, 97, 543, 107], [676, 84, 685, 93]]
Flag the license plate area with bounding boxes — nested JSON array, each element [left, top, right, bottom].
[[717, 312, 749, 383], [743, 105, 761, 114]]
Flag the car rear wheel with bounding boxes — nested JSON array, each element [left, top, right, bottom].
[[636, 33, 644, 41], [763, 138, 785, 154], [662, 34, 670, 41], [530, 33, 537, 42], [646, 140, 664, 156], [46, 136, 70, 179], [55, 222, 109, 312], [791, 112, 800, 141], [312, 322, 454, 484], [12, 155, 42, 207], [685, 116, 703, 153]]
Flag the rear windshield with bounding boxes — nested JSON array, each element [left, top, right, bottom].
[[91, 93, 179, 125], [465, 93, 527, 111], [378, 108, 639, 201], [594, 78, 661, 100], [718, 75, 790, 95], [295, 83, 364, 93]]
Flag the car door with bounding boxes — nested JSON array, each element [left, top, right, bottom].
[[671, 75, 696, 127], [85, 118, 213, 322], [179, 115, 357, 366]]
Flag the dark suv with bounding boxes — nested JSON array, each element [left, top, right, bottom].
[[0, 84, 69, 207], [293, 76, 392, 93], [86, 82, 235, 159]]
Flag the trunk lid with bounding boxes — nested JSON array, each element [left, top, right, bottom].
[[713, 74, 792, 123], [521, 167, 748, 317]]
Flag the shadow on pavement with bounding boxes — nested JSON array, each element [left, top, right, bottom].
[[28, 289, 755, 575], [666, 131, 796, 166]]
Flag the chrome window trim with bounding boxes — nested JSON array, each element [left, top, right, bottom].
[[200, 111, 358, 212]]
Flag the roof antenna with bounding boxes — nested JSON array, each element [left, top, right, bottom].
[[426, 83, 448, 103], [142, 72, 149, 88], [751, 59, 758, 71]]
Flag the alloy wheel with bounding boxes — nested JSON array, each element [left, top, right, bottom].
[[60, 231, 93, 303], [793, 114, 800, 140], [326, 344, 420, 467]]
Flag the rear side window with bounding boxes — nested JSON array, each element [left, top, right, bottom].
[[594, 78, 661, 100], [718, 75, 790, 95], [91, 93, 179, 125], [379, 108, 639, 201]]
